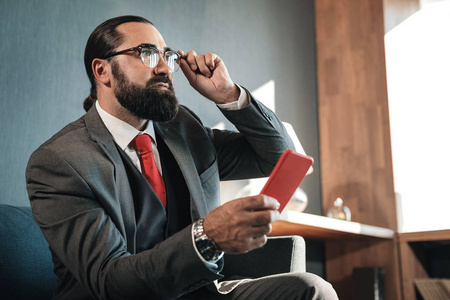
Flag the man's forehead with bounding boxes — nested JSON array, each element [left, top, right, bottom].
[[116, 22, 167, 49]]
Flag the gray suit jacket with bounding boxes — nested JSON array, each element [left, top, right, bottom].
[[26, 94, 294, 300]]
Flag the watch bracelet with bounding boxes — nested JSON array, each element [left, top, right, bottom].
[[193, 218, 224, 261]]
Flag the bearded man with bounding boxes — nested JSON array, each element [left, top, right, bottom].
[[26, 15, 337, 300]]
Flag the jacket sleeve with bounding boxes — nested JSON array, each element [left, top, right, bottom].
[[26, 147, 222, 300], [213, 88, 296, 180]]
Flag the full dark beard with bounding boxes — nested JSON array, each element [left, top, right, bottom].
[[112, 61, 179, 122]]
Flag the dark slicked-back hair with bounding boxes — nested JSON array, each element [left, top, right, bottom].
[[83, 15, 153, 111]]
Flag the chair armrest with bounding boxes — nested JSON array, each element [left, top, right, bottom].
[[221, 235, 305, 279]]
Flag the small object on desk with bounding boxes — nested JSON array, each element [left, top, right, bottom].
[[284, 187, 308, 213], [327, 197, 351, 221]]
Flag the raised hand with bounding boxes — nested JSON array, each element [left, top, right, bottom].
[[178, 50, 240, 105]]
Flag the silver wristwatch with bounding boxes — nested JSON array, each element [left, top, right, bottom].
[[193, 219, 224, 262]]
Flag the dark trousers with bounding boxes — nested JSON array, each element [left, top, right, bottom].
[[183, 272, 339, 300]]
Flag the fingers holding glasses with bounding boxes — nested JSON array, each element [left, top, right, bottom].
[[179, 50, 221, 78], [195, 55, 211, 77], [196, 52, 221, 78], [177, 50, 198, 86], [183, 50, 199, 72], [178, 49, 239, 104]]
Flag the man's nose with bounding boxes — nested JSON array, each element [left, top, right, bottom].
[[153, 56, 172, 75]]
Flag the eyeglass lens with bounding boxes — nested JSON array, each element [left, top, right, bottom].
[[141, 48, 179, 72]]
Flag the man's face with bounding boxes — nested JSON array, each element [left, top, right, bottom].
[[111, 22, 179, 122], [111, 59, 178, 122]]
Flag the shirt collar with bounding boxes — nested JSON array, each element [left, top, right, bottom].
[[95, 101, 156, 150]]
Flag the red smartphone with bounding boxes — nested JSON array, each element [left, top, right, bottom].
[[260, 150, 314, 212]]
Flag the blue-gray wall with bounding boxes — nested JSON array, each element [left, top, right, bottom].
[[1, 0, 323, 275]]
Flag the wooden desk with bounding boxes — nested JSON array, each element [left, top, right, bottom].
[[271, 211, 394, 240], [398, 230, 450, 300], [271, 211, 402, 300]]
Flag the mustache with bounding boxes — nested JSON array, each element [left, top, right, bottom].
[[147, 75, 174, 90]]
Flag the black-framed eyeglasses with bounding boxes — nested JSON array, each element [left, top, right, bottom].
[[102, 43, 181, 72]]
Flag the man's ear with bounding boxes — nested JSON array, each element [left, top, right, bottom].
[[92, 58, 111, 85]]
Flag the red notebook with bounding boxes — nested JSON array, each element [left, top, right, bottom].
[[260, 150, 314, 212]]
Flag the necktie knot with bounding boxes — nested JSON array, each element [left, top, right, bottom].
[[131, 134, 153, 155]]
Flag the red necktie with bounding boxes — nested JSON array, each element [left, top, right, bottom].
[[130, 134, 167, 208]]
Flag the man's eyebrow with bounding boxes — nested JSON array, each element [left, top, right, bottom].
[[139, 43, 173, 52], [139, 43, 156, 48]]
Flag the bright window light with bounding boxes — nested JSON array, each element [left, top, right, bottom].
[[385, 0, 450, 232]]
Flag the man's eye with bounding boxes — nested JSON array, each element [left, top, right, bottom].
[[141, 49, 153, 56]]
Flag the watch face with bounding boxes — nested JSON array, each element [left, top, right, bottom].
[[196, 239, 217, 261], [203, 251, 216, 261]]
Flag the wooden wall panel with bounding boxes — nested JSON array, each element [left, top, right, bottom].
[[315, 0, 401, 298], [315, 0, 397, 230]]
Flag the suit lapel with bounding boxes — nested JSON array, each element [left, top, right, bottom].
[[155, 122, 207, 220], [84, 106, 137, 253]]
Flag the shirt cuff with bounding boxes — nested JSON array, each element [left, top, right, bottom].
[[216, 85, 249, 110], [191, 224, 220, 270]]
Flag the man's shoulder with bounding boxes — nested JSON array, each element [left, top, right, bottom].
[[30, 114, 99, 163], [170, 105, 204, 127], [41, 116, 88, 146], [177, 105, 200, 119]]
